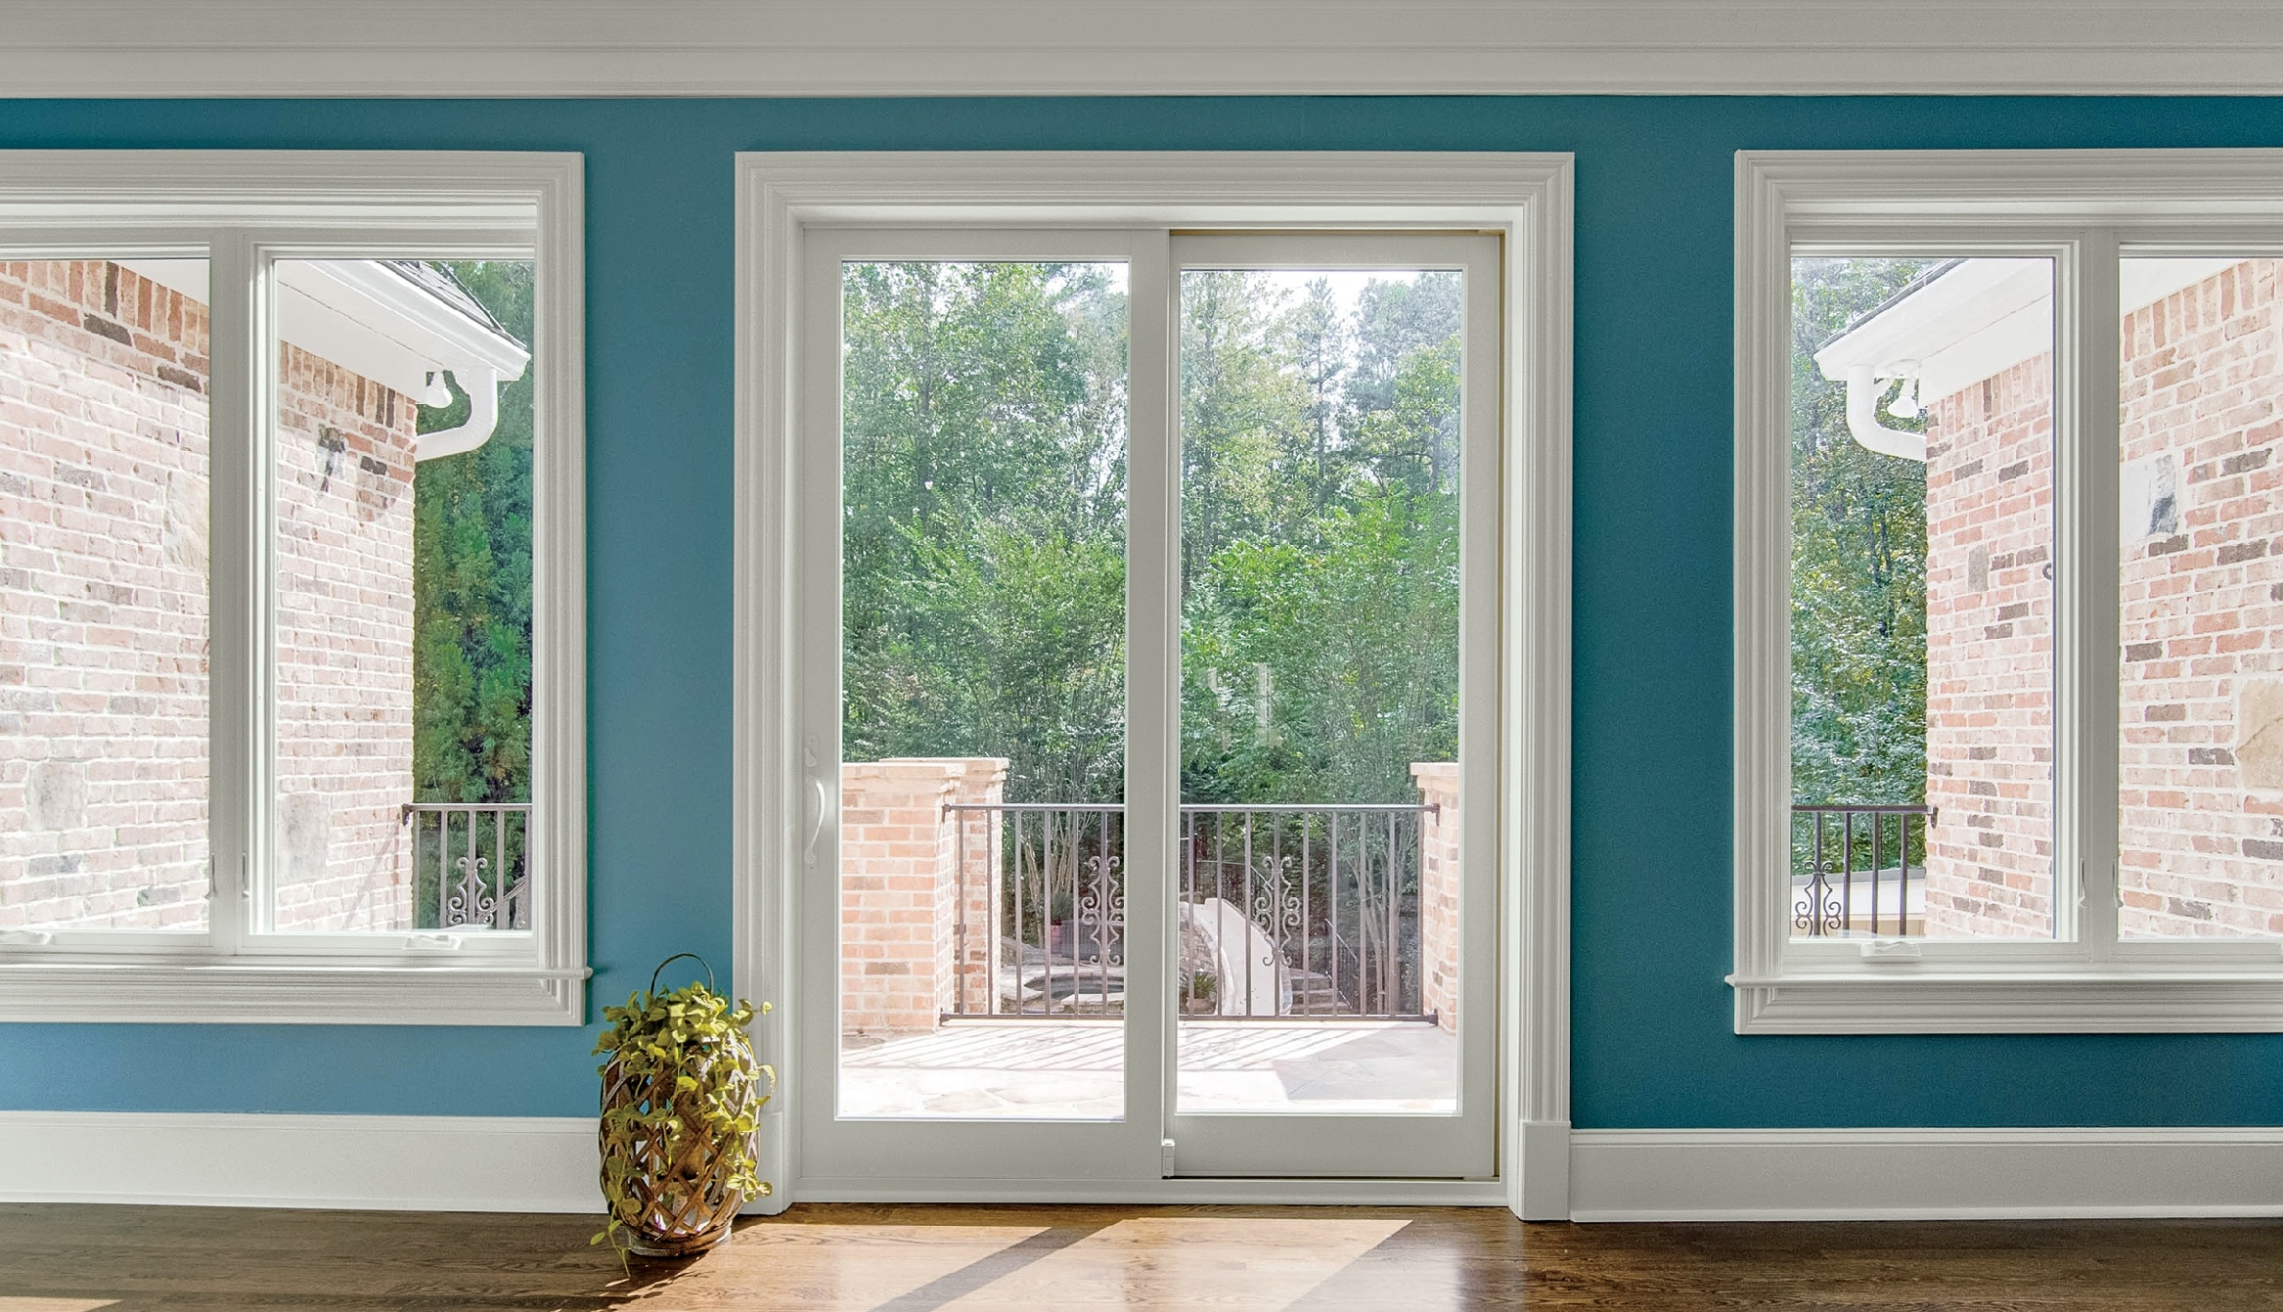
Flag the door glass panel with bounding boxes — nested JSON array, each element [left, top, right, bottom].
[[837, 260, 1130, 1118], [1790, 256, 2058, 940], [1, 257, 211, 933], [268, 259, 535, 935], [2118, 257, 2283, 938], [1175, 267, 1463, 1113]]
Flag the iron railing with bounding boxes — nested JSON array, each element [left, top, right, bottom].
[[944, 801, 1437, 1021], [400, 802, 532, 930], [1791, 803, 1932, 938]]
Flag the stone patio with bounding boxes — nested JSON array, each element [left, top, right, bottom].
[[838, 1019, 1458, 1118]]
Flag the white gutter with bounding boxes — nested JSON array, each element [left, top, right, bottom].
[[1816, 257, 2241, 465], [115, 257, 529, 463], [1842, 364, 1927, 463], [416, 370, 502, 462]]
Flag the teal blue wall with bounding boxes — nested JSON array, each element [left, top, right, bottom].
[[4, 97, 2282, 1127]]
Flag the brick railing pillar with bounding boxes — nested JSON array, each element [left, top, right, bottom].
[[838, 757, 1007, 1039], [1411, 762, 1460, 1033], [943, 758, 1009, 1017]]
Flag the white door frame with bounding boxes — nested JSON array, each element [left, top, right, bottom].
[[732, 151, 1574, 1217]]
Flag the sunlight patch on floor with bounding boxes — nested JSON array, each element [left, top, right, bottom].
[[620, 1224, 1044, 1310], [935, 1217, 1409, 1310]]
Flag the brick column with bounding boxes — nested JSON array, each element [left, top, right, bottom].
[[943, 758, 1009, 1016], [838, 757, 1006, 1039], [1411, 762, 1461, 1033]]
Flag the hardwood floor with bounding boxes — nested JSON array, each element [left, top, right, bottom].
[[3, 1203, 2283, 1310]]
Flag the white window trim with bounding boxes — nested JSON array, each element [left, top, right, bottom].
[[731, 151, 1574, 1216], [0, 151, 587, 1025], [1734, 149, 2283, 1034]]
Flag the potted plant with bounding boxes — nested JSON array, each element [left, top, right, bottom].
[[593, 954, 774, 1257]]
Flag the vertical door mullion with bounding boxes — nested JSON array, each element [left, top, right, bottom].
[[1125, 228, 1177, 1148], [799, 232, 844, 1134], [207, 231, 259, 953], [2068, 230, 2123, 954]]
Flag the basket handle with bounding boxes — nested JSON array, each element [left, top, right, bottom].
[[649, 952, 716, 997]]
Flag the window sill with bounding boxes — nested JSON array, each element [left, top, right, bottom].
[[0, 959, 588, 1026], [1731, 971, 2283, 1034]]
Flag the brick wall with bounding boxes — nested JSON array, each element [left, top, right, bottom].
[[271, 335, 418, 932], [1923, 259, 2283, 938], [1410, 762, 1461, 1032], [839, 757, 1007, 1037], [1921, 355, 2059, 937], [2116, 260, 2283, 936], [0, 259, 419, 934], [0, 260, 212, 930]]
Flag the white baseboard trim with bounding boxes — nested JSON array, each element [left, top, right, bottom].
[[17, 1114, 2282, 1220], [0, 1112, 601, 1213], [1571, 1127, 2283, 1221]]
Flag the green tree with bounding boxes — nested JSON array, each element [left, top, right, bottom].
[[412, 260, 534, 806], [839, 262, 1130, 802], [1789, 258, 1934, 808], [1178, 273, 1463, 806]]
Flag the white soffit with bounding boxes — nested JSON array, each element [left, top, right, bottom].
[[7, 1, 2283, 97], [119, 258, 529, 404], [1815, 257, 2242, 403]]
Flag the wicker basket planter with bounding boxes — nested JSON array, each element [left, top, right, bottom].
[[595, 955, 773, 1258]]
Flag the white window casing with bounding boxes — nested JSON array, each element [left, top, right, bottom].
[[1734, 150, 2283, 1034], [0, 152, 586, 1024]]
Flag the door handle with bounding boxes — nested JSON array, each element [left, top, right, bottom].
[[805, 776, 829, 864]]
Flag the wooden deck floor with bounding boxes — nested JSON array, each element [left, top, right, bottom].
[[4, 1202, 2283, 1310]]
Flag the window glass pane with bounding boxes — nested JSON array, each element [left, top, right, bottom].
[[1175, 267, 1463, 1113], [2119, 257, 2283, 938], [1791, 257, 2057, 940], [270, 259, 534, 934], [837, 260, 1129, 1119], [1, 258, 211, 933]]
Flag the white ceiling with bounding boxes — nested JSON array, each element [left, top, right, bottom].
[[5, 1, 2283, 97]]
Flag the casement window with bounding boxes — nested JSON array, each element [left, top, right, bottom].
[[0, 153, 585, 1024], [1735, 150, 2283, 1033]]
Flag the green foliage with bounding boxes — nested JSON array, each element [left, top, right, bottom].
[[1790, 258, 1934, 808], [840, 261, 1463, 809], [841, 262, 1129, 801], [412, 261, 534, 810], [591, 976, 774, 1254], [1177, 271, 1462, 805]]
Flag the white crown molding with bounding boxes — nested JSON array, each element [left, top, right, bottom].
[[1572, 1127, 2283, 1220], [5, 1, 2283, 98]]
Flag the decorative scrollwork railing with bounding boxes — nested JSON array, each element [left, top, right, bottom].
[[401, 802, 533, 931], [1791, 804, 1932, 938], [943, 801, 1435, 1022]]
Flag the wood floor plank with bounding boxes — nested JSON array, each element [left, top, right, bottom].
[[2, 1203, 2282, 1311]]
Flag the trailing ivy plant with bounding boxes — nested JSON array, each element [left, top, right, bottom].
[[591, 957, 774, 1257]]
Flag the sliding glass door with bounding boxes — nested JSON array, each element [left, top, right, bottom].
[[798, 228, 1496, 1185], [1164, 236, 1499, 1178]]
